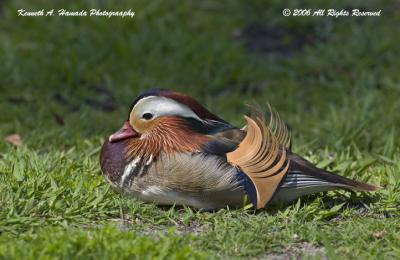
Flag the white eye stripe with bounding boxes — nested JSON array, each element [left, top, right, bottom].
[[132, 96, 202, 121]]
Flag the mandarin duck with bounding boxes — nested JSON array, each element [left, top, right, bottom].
[[100, 89, 379, 210]]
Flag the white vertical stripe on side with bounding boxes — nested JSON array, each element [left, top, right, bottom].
[[120, 157, 141, 186]]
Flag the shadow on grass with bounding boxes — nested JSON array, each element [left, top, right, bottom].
[[265, 191, 383, 221], [151, 190, 382, 220]]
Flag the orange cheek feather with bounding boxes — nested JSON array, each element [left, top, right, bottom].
[[131, 118, 157, 134]]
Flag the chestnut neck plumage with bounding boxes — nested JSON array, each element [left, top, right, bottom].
[[125, 116, 210, 162]]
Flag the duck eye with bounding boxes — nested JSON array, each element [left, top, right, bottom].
[[142, 113, 153, 120]]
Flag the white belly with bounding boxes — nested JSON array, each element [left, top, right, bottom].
[[136, 185, 245, 210]]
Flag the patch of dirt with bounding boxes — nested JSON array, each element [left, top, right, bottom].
[[175, 221, 212, 235], [85, 98, 116, 112], [6, 96, 28, 105], [260, 242, 327, 260], [84, 84, 117, 112], [53, 93, 69, 106], [52, 83, 117, 112], [233, 24, 321, 56], [52, 93, 79, 112], [111, 217, 211, 236]]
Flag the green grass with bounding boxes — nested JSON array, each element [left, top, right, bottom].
[[1, 0, 400, 259]]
